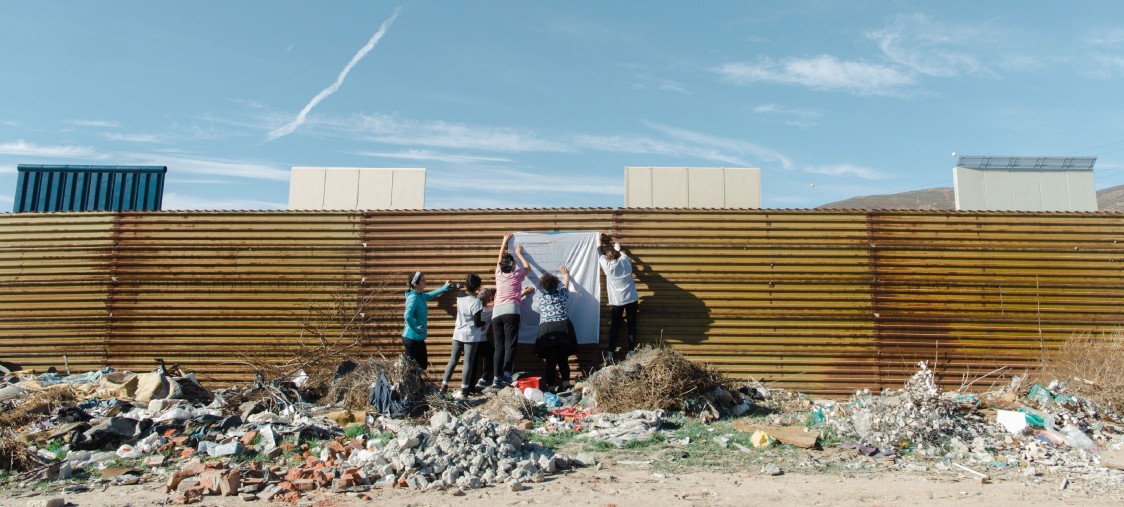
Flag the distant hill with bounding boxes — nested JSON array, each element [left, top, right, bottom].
[[1098, 184, 1124, 212], [818, 184, 1124, 211], [818, 187, 954, 210]]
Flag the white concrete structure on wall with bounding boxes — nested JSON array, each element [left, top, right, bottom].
[[952, 156, 1097, 212], [288, 167, 425, 210], [624, 167, 761, 208]]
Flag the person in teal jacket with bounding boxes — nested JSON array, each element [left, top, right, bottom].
[[402, 271, 453, 371]]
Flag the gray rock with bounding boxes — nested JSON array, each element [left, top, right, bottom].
[[574, 453, 597, 467], [214, 441, 243, 456], [508, 480, 528, 492], [429, 411, 455, 430], [398, 435, 420, 449], [762, 463, 783, 476], [25, 498, 65, 507]]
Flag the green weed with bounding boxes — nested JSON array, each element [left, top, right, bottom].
[[526, 430, 578, 450], [343, 425, 373, 439]]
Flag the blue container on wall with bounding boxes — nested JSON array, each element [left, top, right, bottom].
[[13, 164, 167, 212]]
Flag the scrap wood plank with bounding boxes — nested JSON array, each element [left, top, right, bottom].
[[730, 420, 819, 448]]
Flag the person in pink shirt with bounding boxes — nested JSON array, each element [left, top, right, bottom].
[[491, 233, 531, 387]]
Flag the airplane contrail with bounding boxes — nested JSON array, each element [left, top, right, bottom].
[[267, 7, 401, 141]]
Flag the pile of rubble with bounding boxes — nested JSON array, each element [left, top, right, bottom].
[[821, 362, 994, 453], [779, 362, 1124, 485], [0, 363, 577, 504]]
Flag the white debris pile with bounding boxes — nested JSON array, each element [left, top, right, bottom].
[[823, 362, 993, 451], [348, 410, 569, 489], [580, 410, 662, 448]]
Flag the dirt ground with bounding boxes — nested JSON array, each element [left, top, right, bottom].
[[2, 464, 1120, 507]]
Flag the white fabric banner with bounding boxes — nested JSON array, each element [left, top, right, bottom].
[[509, 232, 600, 345]]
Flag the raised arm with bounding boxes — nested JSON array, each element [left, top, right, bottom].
[[497, 233, 512, 266], [515, 243, 530, 270], [559, 265, 571, 288], [422, 281, 452, 301]]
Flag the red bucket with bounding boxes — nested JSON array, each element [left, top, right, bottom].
[[514, 376, 541, 392]]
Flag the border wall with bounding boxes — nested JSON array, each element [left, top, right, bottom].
[[1, 209, 1121, 394]]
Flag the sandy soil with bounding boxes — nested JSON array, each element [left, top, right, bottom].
[[3, 464, 1120, 507]]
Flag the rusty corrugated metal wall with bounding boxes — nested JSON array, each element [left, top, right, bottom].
[[2, 209, 1121, 394]]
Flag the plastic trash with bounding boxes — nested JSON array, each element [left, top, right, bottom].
[[809, 406, 825, 425], [750, 430, 774, 448], [1018, 408, 1046, 428], [115, 444, 143, 459], [851, 412, 872, 438], [292, 370, 309, 388], [996, 410, 1028, 434], [515, 377, 541, 393], [542, 392, 562, 408], [1028, 384, 1054, 405], [523, 388, 544, 403], [1060, 425, 1096, 451], [153, 407, 193, 422]]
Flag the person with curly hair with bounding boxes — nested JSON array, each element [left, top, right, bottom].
[[534, 265, 578, 391]]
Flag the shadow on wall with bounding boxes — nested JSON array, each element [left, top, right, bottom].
[[630, 252, 713, 347]]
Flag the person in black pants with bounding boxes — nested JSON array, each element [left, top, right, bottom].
[[533, 266, 577, 391], [473, 288, 496, 388], [441, 274, 488, 398], [491, 233, 532, 387], [598, 235, 639, 362], [401, 271, 453, 371]]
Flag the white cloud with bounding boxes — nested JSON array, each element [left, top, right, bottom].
[[0, 120, 19, 127], [123, 153, 290, 181], [753, 104, 821, 117], [803, 164, 891, 180], [713, 56, 915, 96], [320, 113, 569, 152], [0, 194, 12, 205], [353, 149, 513, 164], [753, 103, 822, 127], [267, 8, 401, 141], [1087, 28, 1124, 47], [996, 55, 1047, 72], [632, 74, 690, 94], [0, 165, 15, 174], [0, 139, 102, 158], [162, 192, 285, 210], [64, 119, 119, 128], [427, 167, 623, 196], [866, 14, 993, 78], [104, 132, 160, 143], [314, 110, 795, 169], [641, 121, 794, 169], [1087, 55, 1124, 79], [166, 178, 241, 185]]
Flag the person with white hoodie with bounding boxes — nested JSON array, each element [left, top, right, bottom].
[[598, 235, 639, 362]]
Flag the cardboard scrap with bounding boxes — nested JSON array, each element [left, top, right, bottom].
[[731, 421, 819, 449]]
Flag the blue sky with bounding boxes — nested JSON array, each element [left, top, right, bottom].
[[2, 1, 1124, 210]]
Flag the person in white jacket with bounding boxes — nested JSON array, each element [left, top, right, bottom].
[[598, 234, 639, 362]]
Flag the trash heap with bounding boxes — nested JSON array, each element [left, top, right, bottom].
[[802, 362, 1124, 484], [585, 347, 753, 420], [0, 362, 576, 504], [821, 362, 993, 453]]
